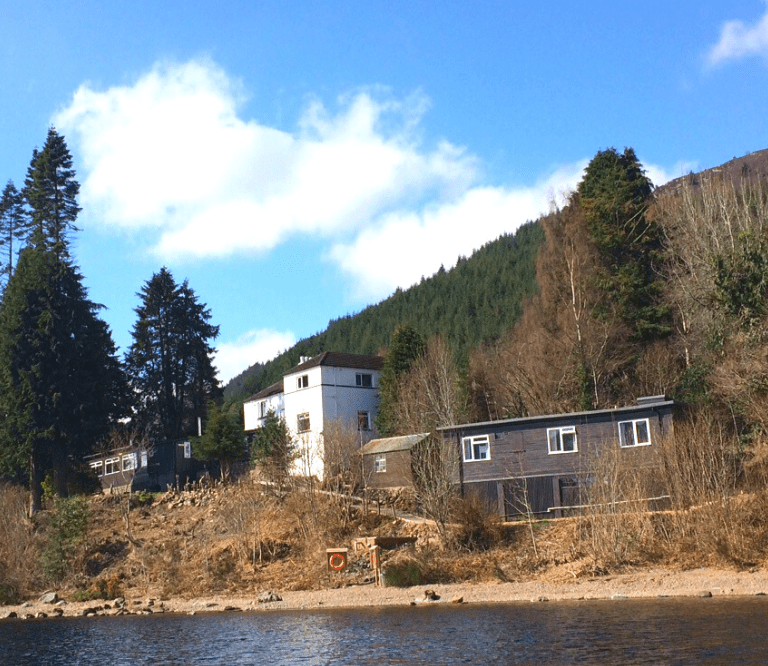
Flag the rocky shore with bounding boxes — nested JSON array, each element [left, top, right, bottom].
[[4, 566, 768, 620]]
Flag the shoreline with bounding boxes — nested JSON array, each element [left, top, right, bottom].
[[4, 566, 768, 619]]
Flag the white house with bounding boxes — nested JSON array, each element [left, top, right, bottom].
[[243, 381, 285, 431], [243, 352, 384, 479]]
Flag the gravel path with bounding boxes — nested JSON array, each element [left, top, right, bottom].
[[4, 567, 768, 619]]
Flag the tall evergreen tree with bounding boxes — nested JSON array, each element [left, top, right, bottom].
[[0, 180, 30, 290], [375, 325, 425, 436], [125, 268, 221, 441], [0, 247, 128, 512], [578, 147, 671, 342], [23, 127, 80, 258]]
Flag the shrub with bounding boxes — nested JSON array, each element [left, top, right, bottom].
[[40, 496, 89, 583]]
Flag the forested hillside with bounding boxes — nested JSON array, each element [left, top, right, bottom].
[[225, 220, 544, 403]]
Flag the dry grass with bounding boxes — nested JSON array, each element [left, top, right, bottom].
[[0, 485, 38, 602]]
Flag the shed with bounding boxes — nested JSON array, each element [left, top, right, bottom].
[[361, 433, 430, 489]]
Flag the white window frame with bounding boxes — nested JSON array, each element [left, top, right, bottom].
[[297, 374, 308, 389], [259, 400, 267, 418], [182, 441, 191, 459], [357, 410, 371, 431], [462, 435, 490, 462], [374, 455, 386, 473], [297, 412, 311, 433], [104, 457, 120, 475], [89, 461, 103, 477], [618, 418, 652, 448], [140, 451, 148, 468], [122, 452, 137, 472], [356, 373, 373, 388], [548, 426, 578, 454]]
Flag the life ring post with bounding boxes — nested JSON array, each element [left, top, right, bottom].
[[326, 548, 348, 572]]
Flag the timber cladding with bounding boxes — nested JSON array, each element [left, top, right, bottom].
[[440, 396, 678, 519]]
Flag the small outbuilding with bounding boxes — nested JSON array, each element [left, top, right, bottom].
[[361, 433, 430, 490]]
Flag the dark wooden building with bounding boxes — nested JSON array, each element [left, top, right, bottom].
[[439, 395, 678, 520], [85, 439, 210, 493], [361, 433, 429, 489]]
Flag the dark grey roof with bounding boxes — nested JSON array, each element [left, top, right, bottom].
[[361, 433, 430, 455], [245, 381, 284, 403], [287, 351, 384, 374], [438, 396, 676, 433]]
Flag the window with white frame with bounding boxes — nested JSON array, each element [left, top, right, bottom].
[[374, 455, 386, 473], [122, 452, 137, 472], [358, 410, 371, 431], [462, 435, 490, 462], [548, 426, 577, 454], [297, 412, 311, 433], [259, 400, 267, 418], [89, 461, 103, 477], [104, 457, 120, 475], [297, 374, 308, 389], [140, 451, 148, 468], [618, 418, 652, 447], [183, 441, 191, 458], [356, 373, 373, 387]]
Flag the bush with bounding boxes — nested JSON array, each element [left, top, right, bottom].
[[40, 496, 89, 583], [382, 560, 424, 587]]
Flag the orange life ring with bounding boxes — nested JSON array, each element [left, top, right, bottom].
[[329, 553, 346, 570]]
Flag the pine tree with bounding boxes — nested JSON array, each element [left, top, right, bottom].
[[0, 247, 128, 512], [0, 180, 30, 290], [375, 325, 425, 436], [125, 268, 221, 441], [193, 403, 244, 480], [578, 147, 671, 342], [23, 127, 80, 258]]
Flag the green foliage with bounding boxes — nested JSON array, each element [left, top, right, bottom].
[[0, 180, 29, 291], [250, 410, 296, 477], [193, 403, 244, 478], [225, 222, 544, 404], [713, 234, 768, 326], [40, 496, 89, 583], [125, 267, 221, 440], [578, 147, 671, 342], [382, 560, 424, 587], [23, 127, 81, 258], [376, 325, 425, 436], [0, 246, 128, 503]]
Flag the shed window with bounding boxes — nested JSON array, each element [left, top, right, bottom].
[[89, 461, 103, 477], [548, 426, 577, 454], [462, 435, 490, 462], [122, 453, 137, 472], [618, 418, 651, 447], [104, 457, 120, 475], [297, 412, 311, 433], [356, 373, 373, 387], [374, 455, 386, 473]]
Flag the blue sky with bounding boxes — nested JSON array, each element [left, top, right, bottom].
[[1, 1, 767, 383]]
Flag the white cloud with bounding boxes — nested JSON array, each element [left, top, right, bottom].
[[706, 3, 768, 67], [54, 58, 478, 261], [214, 328, 296, 384], [644, 160, 698, 188], [328, 160, 588, 302]]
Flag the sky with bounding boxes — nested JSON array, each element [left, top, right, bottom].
[[1, 1, 767, 384]]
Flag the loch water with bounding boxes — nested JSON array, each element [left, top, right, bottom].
[[1, 596, 767, 665]]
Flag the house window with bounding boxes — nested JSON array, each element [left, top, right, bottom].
[[548, 426, 577, 454], [140, 451, 148, 468], [462, 435, 490, 462], [183, 441, 191, 459], [297, 412, 311, 433], [297, 374, 308, 389], [358, 410, 371, 431], [259, 400, 267, 418], [356, 373, 373, 388], [89, 461, 103, 477], [618, 418, 652, 447], [374, 455, 386, 473], [104, 457, 120, 475], [122, 453, 137, 472]]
